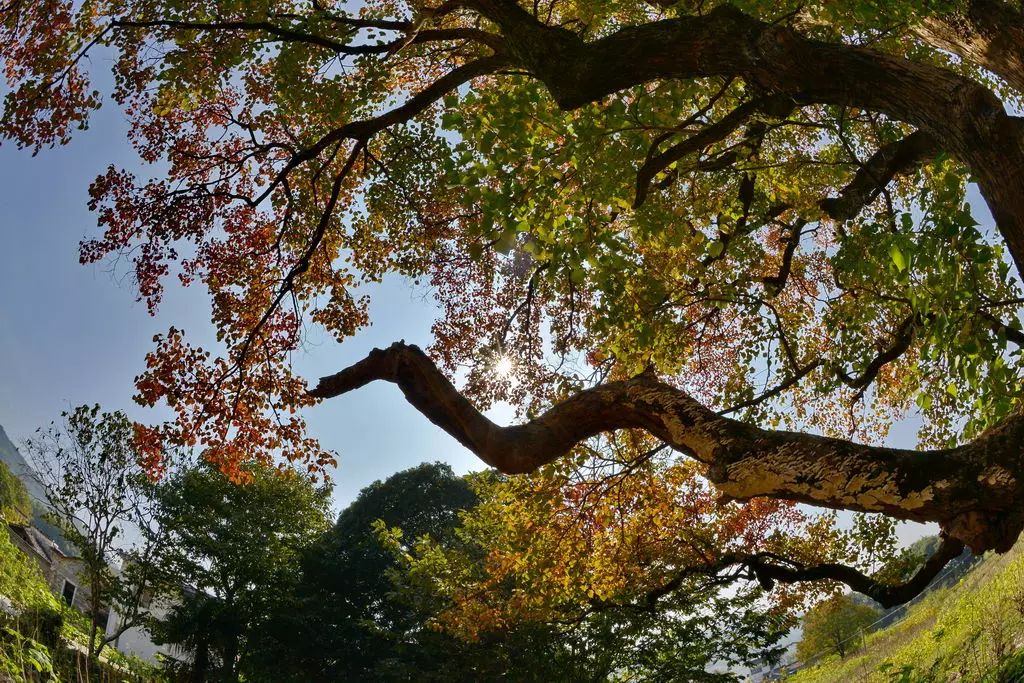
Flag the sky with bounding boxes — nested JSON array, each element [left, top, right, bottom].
[[0, 87, 502, 511], [0, 60, 937, 544]]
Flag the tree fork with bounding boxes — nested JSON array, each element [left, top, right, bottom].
[[311, 342, 1024, 557]]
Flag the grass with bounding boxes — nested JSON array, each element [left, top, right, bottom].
[[786, 537, 1024, 682]]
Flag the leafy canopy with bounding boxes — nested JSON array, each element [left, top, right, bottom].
[[3, 0, 1024, 633], [149, 460, 332, 681], [0, 0, 1019, 473]]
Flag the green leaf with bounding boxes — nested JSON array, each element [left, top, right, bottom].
[[494, 231, 517, 254], [889, 244, 907, 272]]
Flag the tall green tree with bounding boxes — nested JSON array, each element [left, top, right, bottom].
[[149, 461, 332, 683], [280, 462, 568, 681], [23, 405, 163, 661], [291, 462, 477, 680]]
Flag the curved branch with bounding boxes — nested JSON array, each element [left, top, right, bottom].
[[311, 341, 1024, 553], [834, 314, 916, 392], [644, 535, 965, 609], [759, 217, 805, 295], [820, 131, 940, 222], [633, 94, 794, 208], [252, 54, 508, 206], [746, 535, 966, 608]]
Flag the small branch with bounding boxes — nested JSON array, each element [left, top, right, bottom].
[[633, 94, 794, 208], [834, 314, 916, 393]]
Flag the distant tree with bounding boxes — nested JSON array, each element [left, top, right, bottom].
[[283, 462, 480, 680], [22, 404, 163, 661], [149, 461, 332, 683], [284, 462, 791, 680], [797, 594, 882, 662], [0, 460, 30, 523]]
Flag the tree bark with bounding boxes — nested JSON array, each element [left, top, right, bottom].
[[311, 342, 1024, 555], [916, 0, 1024, 94]]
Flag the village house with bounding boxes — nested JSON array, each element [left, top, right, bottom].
[[5, 520, 179, 665], [6, 521, 106, 626]]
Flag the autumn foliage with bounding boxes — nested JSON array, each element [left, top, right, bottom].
[[4, 0, 1024, 619]]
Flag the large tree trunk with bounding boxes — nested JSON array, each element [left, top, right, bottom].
[[916, 0, 1024, 94]]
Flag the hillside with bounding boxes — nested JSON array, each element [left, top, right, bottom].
[[0, 422, 76, 553], [785, 537, 1024, 682], [0, 423, 42, 501]]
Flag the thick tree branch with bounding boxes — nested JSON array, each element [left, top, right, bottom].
[[311, 342, 1024, 555], [979, 309, 1024, 348], [916, 0, 1024, 94], [820, 131, 941, 222]]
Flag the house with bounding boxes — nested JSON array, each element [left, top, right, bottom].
[[6, 520, 190, 666], [6, 521, 107, 628], [105, 585, 184, 665]]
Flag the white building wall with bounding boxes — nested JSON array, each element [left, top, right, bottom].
[[106, 595, 180, 665]]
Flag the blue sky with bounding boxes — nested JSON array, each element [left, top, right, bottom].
[[0, 92, 499, 510]]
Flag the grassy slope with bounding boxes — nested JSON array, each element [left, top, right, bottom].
[[786, 538, 1024, 682]]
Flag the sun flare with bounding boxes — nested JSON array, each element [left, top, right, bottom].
[[494, 355, 515, 379]]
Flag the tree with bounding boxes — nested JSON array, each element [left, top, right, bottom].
[[281, 462, 595, 681], [796, 594, 881, 662], [4, 0, 1024, 604], [22, 404, 163, 661], [148, 461, 332, 683], [0, 460, 30, 524], [288, 461, 793, 680], [381, 464, 799, 680], [287, 462, 478, 680]]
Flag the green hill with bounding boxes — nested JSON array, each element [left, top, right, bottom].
[[0, 422, 77, 554], [0, 423, 38, 495], [785, 538, 1024, 682]]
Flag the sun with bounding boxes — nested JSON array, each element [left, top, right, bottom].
[[494, 355, 515, 379]]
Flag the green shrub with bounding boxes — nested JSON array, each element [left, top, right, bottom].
[[0, 625, 57, 682], [19, 606, 64, 650]]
